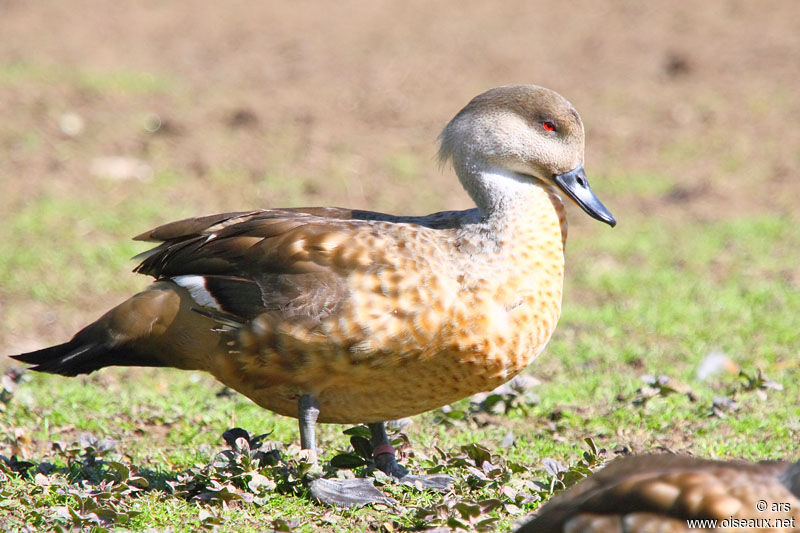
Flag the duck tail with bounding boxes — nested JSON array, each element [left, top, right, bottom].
[[8, 281, 212, 377], [9, 335, 161, 377]]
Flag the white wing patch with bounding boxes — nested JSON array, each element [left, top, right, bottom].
[[172, 275, 222, 310]]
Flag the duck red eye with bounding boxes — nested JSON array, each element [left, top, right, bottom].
[[542, 121, 556, 132]]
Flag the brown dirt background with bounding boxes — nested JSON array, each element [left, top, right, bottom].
[[1, 0, 799, 354]]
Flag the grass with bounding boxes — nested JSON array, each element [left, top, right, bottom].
[[2, 3, 798, 529], [0, 60, 175, 96], [2, 184, 798, 530], [0, 51, 796, 527], [0, 182, 179, 303]]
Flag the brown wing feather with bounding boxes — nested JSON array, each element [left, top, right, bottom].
[[133, 211, 259, 242], [135, 210, 351, 277], [520, 455, 800, 533], [131, 206, 472, 326], [132, 205, 470, 278], [133, 207, 359, 242], [131, 208, 383, 325]]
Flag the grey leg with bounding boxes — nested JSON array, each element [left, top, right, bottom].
[[303, 398, 395, 507], [368, 422, 408, 477], [298, 394, 320, 454], [368, 421, 453, 491], [367, 421, 389, 448]]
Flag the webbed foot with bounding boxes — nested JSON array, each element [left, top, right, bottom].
[[308, 477, 396, 508], [372, 428, 454, 492], [397, 472, 453, 491]]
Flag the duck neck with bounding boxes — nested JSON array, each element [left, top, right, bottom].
[[455, 160, 568, 251]]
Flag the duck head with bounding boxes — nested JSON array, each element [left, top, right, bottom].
[[439, 85, 616, 227]]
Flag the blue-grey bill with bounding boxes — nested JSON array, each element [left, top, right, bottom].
[[552, 166, 616, 227]]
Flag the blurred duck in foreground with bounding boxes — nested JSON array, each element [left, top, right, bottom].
[[11, 85, 615, 506], [518, 454, 800, 533]]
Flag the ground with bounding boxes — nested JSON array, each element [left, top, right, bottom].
[[0, 1, 798, 531]]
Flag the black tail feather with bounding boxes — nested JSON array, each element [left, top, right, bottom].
[[10, 337, 166, 377]]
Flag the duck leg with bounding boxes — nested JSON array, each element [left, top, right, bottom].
[[298, 394, 320, 455], [300, 394, 394, 507], [369, 422, 408, 477], [369, 422, 453, 490]]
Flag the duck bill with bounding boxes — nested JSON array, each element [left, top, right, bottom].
[[552, 166, 616, 227]]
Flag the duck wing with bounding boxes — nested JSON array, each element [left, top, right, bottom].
[[132, 208, 390, 324]]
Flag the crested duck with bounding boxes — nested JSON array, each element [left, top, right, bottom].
[[11, 85, 615, 506], [518, 454, 800, 532]]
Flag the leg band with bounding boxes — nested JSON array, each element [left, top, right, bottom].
[[373, 443, 396, 457]]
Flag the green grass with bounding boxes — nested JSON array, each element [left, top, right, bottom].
[[0, 182, 180, 302], [0, 60, 175, 95], [2, 206, 798, 530], [595, 171, 674, 196]]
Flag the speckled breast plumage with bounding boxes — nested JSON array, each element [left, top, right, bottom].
[[207, 187, 567, 423]]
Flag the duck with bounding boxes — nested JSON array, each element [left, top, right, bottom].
[[518, 454, 800, 532], [10, 84, 615, 506]]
